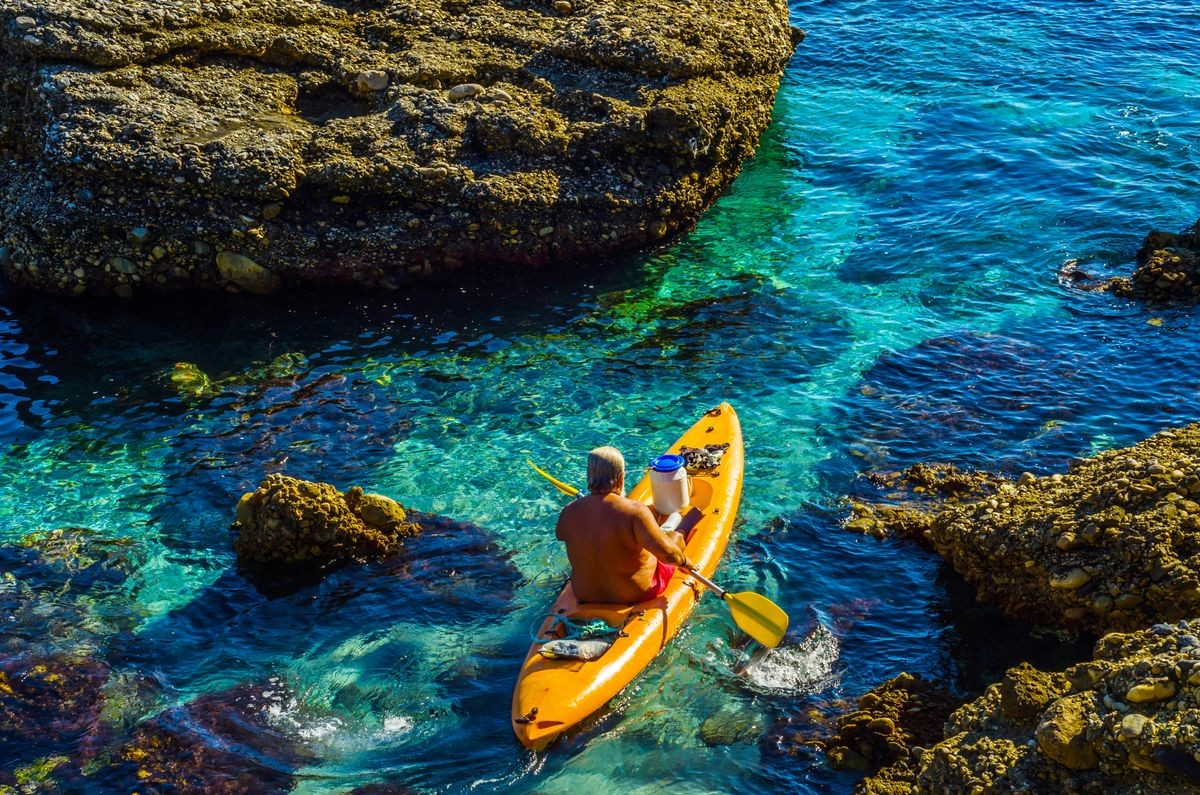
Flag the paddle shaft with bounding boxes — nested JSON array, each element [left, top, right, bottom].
[[684, 566, 727, 600]]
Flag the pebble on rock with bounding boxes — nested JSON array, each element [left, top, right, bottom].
[[1125, 681, 1176, 703], [215, 251, 281, 294], [448, 83, 484, 101], [356, 70, 389, 92]]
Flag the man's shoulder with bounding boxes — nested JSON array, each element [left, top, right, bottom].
[[611, 494, 651, 518]]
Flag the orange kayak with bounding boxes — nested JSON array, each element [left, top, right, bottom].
[[511, 402, 744, 749]]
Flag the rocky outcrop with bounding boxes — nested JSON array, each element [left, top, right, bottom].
[[848, 425, 1200, 634], [822, 672, 959, 775], [0, 0, 799, 296], [1105, 221, 1200, 303], [861, 623, 1200, 793], [233, 474, 420, 572], [846, 463, 1005, 539]]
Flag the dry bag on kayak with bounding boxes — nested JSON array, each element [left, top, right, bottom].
[[538, 637, 614, 661], [532, 614, 621, 661]]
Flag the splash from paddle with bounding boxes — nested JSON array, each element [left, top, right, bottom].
[[525, 459, 789, 648]]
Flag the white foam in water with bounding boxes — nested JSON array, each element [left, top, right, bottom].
[[382, 715, 413, 734], [738, 623, 840, 694]]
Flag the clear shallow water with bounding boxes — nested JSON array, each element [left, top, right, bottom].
[[2, 0, 1200, 791]]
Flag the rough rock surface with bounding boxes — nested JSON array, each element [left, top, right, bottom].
[[822, 672, 959, 776], [846, 463, 1006, 539], [1105, 221, 1200, 303], [0, 0, 798, 296], [233, 474, 419, 571], [861, 623, 1200, 794], [847, 425, 1200, 634]]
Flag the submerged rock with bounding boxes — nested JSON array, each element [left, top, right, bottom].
[[1105, 221, 1200, 303], [0, 529, 144, 657], [8, 527, 140, 593], [0, 0, 799, 296], [849, 424, 1200, 634], [0, 654, 112, 768], [233, 474, 420, 573], [862, 622, 1200, 793], [164, 352, 309, 401], [90, 679, 315, 793]]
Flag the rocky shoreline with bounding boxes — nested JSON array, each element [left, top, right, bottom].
[[0, 0, 798, 296], [843, 424, 1200, 792]]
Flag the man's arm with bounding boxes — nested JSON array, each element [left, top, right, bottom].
[[630, 503, 690, 568], [555, 509, 567, 542]]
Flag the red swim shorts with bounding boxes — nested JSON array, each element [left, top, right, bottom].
[[640, 559, 677, 601]]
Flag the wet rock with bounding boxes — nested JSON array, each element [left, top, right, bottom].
[[822, 672, 960, 775], [847, 463, 1010, 539], [91, 679, 315, 793], [233, 474, 420, 574], [863, 621, 1200, 793], [854, 422, 1200, 634], [0, 655, 112, 768], [0, 0, 797, 296], [215, 251, 281, 295], [1104, 220, 1200, 303], [699, 708, 764, 746]]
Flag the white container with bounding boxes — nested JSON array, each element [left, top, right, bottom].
[[649, 454, 690, 514]]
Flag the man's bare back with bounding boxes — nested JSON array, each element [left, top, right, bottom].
[[556, 491, 689, 603]]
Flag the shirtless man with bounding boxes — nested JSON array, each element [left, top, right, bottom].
[[556, 446, 692, 603]]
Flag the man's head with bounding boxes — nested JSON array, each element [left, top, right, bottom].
[[587, 446, 625, 494]]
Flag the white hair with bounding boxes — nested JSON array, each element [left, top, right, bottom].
[[587, 446, 624, 494]]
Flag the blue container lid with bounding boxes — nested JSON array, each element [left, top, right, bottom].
[[650, 454, 685, 473]]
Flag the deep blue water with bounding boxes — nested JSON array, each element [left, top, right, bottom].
[[2, 0, 1200, 791]]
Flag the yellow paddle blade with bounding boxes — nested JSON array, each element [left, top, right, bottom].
[[726, 591, 789, 648], [526, 459, 580, 498]]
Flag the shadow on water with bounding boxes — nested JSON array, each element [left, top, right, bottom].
[[829, 304, 1200, 482], [738, 505, 1097, 790], [121, 514, 522, 690], [755, 503, 1094, 693], [0, 259, 650, 437], [151, 370, 415, 559]]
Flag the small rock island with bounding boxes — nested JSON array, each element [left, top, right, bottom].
[[0, 0, 799, 296]]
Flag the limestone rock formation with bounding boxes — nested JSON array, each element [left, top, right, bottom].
[[1106, 221, 1200, 303], [0, 0, 799, 296], [822, 672, 959, 776], [233, 474, 419, 571], [861, 623, 1200, 793], [848, 425, 1200, 634]]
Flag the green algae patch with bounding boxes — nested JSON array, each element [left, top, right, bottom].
[[165, 353, 310, 401]]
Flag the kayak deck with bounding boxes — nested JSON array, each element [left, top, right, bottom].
[[511, 403, 743, 749]]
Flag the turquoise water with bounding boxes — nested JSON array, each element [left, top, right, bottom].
[[3, 0, 1200, 791]]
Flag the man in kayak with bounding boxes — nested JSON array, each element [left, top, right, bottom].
[[556, 446, 692, 603]]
